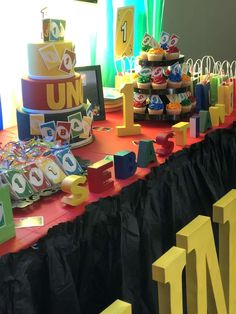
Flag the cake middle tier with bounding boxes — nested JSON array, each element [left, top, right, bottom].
[[27, 41, 75, 79], [22, 74, 83, 111]]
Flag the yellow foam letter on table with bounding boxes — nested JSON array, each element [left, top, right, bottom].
[[172, 122, 189, 146], [61, 175, 88, 206], [176, 215, 227, 314], [213, 189, 236, 314], [116, 82, 141, 136], [100, 299, 132, 314], [152, 246, 186, 314]]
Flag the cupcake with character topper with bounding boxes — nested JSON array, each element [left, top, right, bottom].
[[133, 92, 147, 114], [160, 31, 170, 51], [177, 93, 192, 113], [181, 62, 192, 87], [151, 66, 167, 90], [167, 62, 182, 89], [147, 47, 165, 61], [165, 34, 180, 60], [139, 33, 153, 60], [148, 95, 164, 115], [137, 67, 151, 89], [166, 102, 182, 115]]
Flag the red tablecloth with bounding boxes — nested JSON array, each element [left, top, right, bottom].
[[0, 110, 235, 256]]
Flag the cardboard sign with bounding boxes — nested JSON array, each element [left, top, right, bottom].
[[0, 184, 16, 244], [40, 121, 56, 142], [115, 6, 134, 59], [2, 170, 34, 200], [68, 111, 84, 138], [36, 155, 66, 185], [54, 148, 83, 175], [56, 121, 71, 143], [30, 114, 45, 136], [23, 163, 51, 192]]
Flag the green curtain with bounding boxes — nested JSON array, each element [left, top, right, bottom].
[[91, 0, 165, 87]]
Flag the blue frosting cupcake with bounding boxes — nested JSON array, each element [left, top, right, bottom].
[[148, 95, 164, 115]]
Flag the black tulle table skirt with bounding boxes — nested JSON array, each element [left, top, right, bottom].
[[1, 123, 236, 314]]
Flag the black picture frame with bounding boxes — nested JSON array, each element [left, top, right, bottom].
[[75, 65, 105, 121]]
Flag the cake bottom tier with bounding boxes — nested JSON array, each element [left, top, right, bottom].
[[16, 106, 94, 149]]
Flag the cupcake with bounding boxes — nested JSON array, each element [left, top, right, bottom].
[[139, 49, 149, 60], [181, 73, 191, 87], [166, 102, 182, 115], [133, 92, 147, 113], [148, 95, 164, 115], [180, 98, 192, 113], [165, 46, 180, 60], [151, 66, 167, 89], [137, 67, 151, 89], [152, 76, 167, 90], [147, 47, 165, 61], [133, 101, 146, 114], [137, 75, 151, 89], [165, 34, 180, 60], [167, 63, 182, 89], [139, 34, 152, 60]]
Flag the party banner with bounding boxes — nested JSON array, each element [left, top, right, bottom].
[[115, 6, 134, 59]]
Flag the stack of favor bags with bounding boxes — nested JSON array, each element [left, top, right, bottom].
[[186, 56, 235, 116]]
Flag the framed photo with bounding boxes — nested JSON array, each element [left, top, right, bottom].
[[75, 65, 105, 121]]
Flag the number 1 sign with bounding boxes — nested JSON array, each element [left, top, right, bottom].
[[0, 184, 15, 245], [115, 6, 134, 59]]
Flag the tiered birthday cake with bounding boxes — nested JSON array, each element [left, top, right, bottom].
[[17, 18, 93, 148]]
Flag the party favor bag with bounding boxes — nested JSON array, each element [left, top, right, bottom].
[[220, 60, 231, 82], [189, 58, 202, 97], [115, 56, 137, 89], [200, 55, 216, 82], [0, 184, 16, 244], [195, 80, 210, 112], [230, 60, 236, 107], [209, 60, 222, 105]]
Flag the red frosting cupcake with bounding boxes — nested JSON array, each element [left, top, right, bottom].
[[165, 46, 180, 60]]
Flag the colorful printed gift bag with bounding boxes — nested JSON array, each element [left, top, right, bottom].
[[195, 80, 210, 112], [115, 56, 138, 89], [218, 80, 234, 115], [230, 60, 236, 107], [0, 184, 15, 244]]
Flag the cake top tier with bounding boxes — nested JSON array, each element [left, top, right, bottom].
[[42, 19, 66, 42]]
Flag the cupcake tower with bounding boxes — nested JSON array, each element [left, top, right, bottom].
[[133, 32, 195, 118]]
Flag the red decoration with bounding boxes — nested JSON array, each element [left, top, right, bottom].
[[155, 131, 174, 156]]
